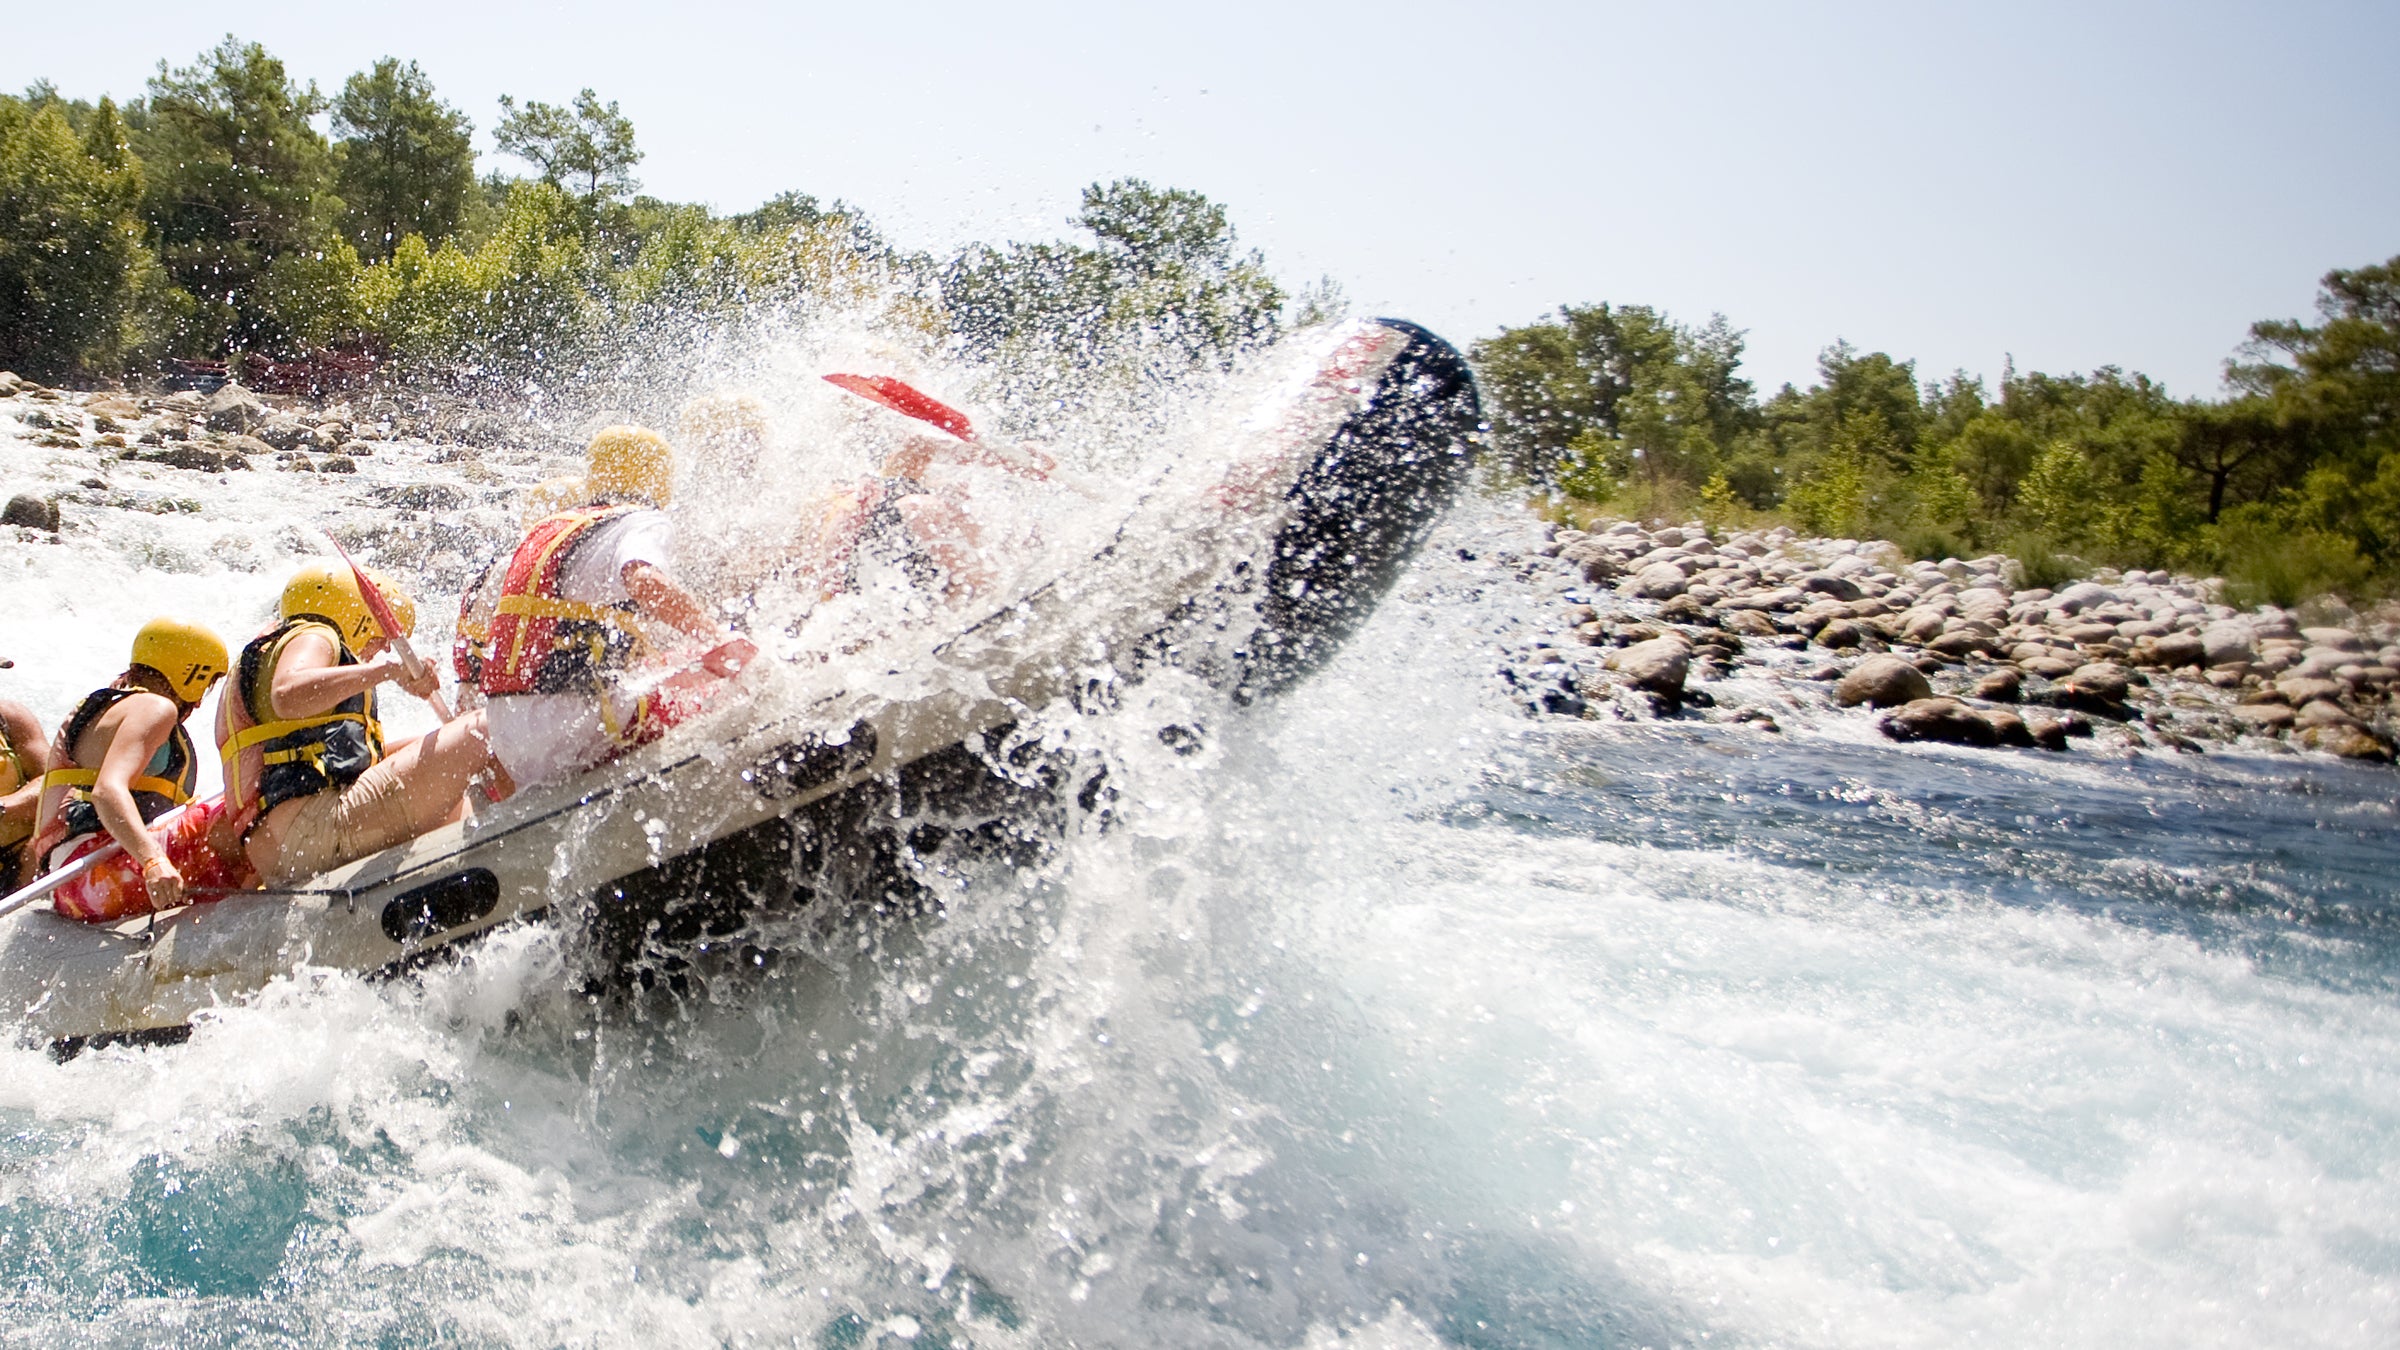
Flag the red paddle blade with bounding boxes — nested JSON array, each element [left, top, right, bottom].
[[324, 533, 406, 640], [824, 373, 976, 442]]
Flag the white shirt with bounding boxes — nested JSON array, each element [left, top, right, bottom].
[[484, 507, 679, 786]]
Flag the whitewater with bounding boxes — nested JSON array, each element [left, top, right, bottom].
[[2, 338, 2397, 1348]]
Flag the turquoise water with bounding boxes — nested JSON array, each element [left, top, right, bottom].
[[4, 501, 2398, 1347]]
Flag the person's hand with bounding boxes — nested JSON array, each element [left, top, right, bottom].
[[383, 653, 441, 702], [140, 854, 185, 911], [701, 637, 758, 678]]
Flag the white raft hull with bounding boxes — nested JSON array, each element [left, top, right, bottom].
[[3, 319, 1480, 1048]]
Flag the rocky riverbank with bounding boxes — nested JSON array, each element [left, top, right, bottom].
[[1484, 517, 2400, 764]]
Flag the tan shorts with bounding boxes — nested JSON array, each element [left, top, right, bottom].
[[260, 755, 420, 886]]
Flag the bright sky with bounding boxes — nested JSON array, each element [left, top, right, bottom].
[[8, 0, 2395, 398]]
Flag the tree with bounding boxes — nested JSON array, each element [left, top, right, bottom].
[[0, 95, 173, 374], [138, 36, 340, 352], [494, 89, 641, 203], [1471, 303, 1752, 485], [332, 58, 475, 261], [943, 178, 1284, 394]]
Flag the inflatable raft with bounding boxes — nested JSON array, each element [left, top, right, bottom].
[[1, 319, 1480, 1050]]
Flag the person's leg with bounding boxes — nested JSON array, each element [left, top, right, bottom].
[[374, 709, 494, 838], [256, 711, 495, 886]]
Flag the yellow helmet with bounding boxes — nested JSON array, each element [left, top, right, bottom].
[[519, 475, 589, 526], [678, 392, 768, 450], [130, 617, 228, 704], [280, 560, 418, 650], [587, 425, 675, 506]]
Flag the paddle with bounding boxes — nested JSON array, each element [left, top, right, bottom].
[[823, 373, 977, 442], [323, 531, 453, 723], [0, 796, 217, 923]]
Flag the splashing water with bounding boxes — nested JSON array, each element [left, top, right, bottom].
[[3, 329, 2398, 1348]]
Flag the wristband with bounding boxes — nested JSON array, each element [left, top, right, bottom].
[[141, 856, 173, 875]]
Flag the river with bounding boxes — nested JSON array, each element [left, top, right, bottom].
[[2, 362, 2396, 1347]]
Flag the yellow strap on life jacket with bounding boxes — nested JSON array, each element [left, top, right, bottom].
[[39, 765, 192, 805], [218, 711, 376, 809], [492, 594, 644, 628]]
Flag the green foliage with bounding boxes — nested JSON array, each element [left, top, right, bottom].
[[139, 36, 341, 353], [1488, 254, 2400, 609], [494, 88, 641, 204], [0, 95, 173, 374], [1470, 303, 1752, 483], [333, 58, 476, 262], [2213, 504, 2370, 608], [353, 181, 594, 378], [2002, 533, 2086, 590], [943, 179, 1285, 390]]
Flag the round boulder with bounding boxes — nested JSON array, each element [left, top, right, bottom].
[[1880, 697, 2001, 747], [1607, 636, 1692, 699], [1836, 655, 1934, 709]]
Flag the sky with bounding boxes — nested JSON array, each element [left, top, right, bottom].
[[6, 0, 2395, 397]]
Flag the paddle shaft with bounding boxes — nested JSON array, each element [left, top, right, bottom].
[[322, 533, 454, 722]]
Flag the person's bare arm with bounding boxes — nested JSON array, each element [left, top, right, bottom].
[[881, 433, 1055, 483], [270, 630, 434, 717], [0, 699, 52, 775], [86, 694, 178, 872], [624, 562, 755, 677], [623, 562, 720, 640]]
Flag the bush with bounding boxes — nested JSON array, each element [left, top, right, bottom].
[[2002, 532, 2087, 591], [2213, 504, 2373, 609]]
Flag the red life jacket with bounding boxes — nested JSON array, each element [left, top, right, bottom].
[[483, 506, 651, 698]]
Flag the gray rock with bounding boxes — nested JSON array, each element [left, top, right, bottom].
[[1928, 631, 1996, 659], [1897, 609, 1950, 643], [2275, 675, 2345, 707], [2300, 626, 2362, 652], [203, 384, 266, 433], [1800, 571, 1863, 601], [2066, 663, 2132, 702], [2148, 631, 2206, 669], [1607, 636, 1691, 698], [1559, 539, 1623, 582], [2, 494, 60, 531], [1623, 562, 1691, 600], [2025, 715, 2073, 750], [2050, 582, 2117, 614], [255, 413, 312, 451], [1818, 618, 1870, 648], [1984, 707, 2037, 746], [2295, 700, 2362, 730], [2295, 723, 2394, 762], [1881, 697, 2000, 747], [1718, 609, 1779, 638], [1836, 655, 1934, 708], [1972, 668, 2023, 702]]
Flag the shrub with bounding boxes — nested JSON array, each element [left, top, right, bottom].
[[2213, 504, 2373, 609]]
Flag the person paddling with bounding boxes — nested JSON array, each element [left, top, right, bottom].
[[29, 619, 245, 922], [0, 696, 53, 890], [218, 563, 499, 887], [454, 475, 588, 712], [481, 426, 754, 788]]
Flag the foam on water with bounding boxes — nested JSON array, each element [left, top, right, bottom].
[[4, 346, 2399, 1347]]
